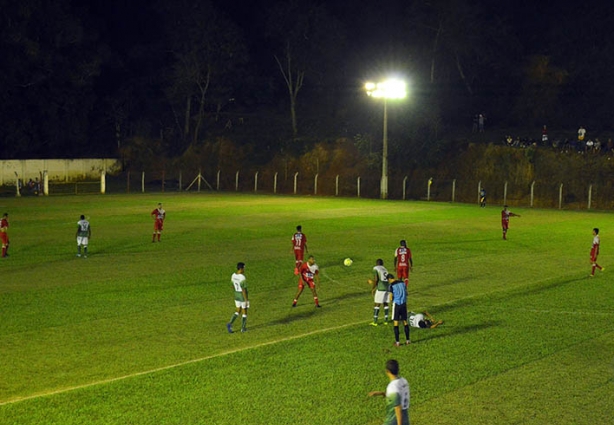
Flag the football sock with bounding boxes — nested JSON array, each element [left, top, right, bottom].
[[384, 306, 389, 322], [404, 324, 410, 341], [1, 247, 5, 257], [373, 307, 380, 322], [84, 247, 88, 255], [77, 246, 81, 255], [229, 312, 239, 324], [394, 326, 400, 342], [292, 299, 297, 306], [157, 234, 161, 241], [313, 297, 319, 306], [241, 315, 247, 329]]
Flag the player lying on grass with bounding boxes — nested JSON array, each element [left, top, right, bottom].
[[409, 311, 443, 329]]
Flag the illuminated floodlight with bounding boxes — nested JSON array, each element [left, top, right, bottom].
[[365, 79, 407, 99], [365, 78, 408, 199]]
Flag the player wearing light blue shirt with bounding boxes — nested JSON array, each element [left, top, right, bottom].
[[387, 274, 410, 346]]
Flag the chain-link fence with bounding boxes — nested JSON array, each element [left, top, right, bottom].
[[2, 170, 613, 210]]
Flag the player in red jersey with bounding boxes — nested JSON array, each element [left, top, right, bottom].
[[151, 203, 166, 242], [291, 225, 308, 275], [394, 240, 413, 286], [590, 228, 604, 276], [501, 205, 520, 240], [292, 255, 321, 308], [0, 212, 9, 258]]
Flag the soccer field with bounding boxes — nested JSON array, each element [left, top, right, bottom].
[[0, 193, 612, 424]]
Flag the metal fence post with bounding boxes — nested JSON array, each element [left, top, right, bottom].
[[335, 175, 339, 196], [588, 184, 592, 210], [314, 174, 318, 195], [530, 181, 535, 207], [559, 183, 563, 209], [254, 171, 259, 193], [235, 171, 240, 191], [357, 176, 361, 198], [427, 178, 432, 201], [452, 179, 456, 202], [293, 172, 299, 194], [274, 172, 278, 194], [403, 176, 408, 200], [503, 181, 508, 205]]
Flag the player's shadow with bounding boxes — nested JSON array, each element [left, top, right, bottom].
[[256, 308, 320, 329], [414, 321, 499, 343]]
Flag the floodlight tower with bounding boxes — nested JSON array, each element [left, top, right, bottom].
[[365, 79, 407, 199]]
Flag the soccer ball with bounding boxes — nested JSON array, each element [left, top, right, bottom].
[[343, 258, 353, 267]]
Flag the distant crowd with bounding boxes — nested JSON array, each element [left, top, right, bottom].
[[502, 125, 614, 155]]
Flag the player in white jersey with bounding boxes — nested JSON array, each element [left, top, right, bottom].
[[76, 215, 91, 258], [409, 311, 443, 329], [369, 259, 390, 326], [368, 359, 410, 425], [227, 262, 249, 333]]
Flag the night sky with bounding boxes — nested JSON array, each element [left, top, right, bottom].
[[2, 0, 614, 159]]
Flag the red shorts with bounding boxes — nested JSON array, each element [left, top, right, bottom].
[[299, 279, 315, 289], [590, 250, 598, 262], [294, 249, 305, 262], [396, 266, 409, 280], [0, 232, 8, 246], [154, 219, 164, 231]]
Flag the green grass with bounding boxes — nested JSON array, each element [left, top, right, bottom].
[[0, 193, 612, 424]]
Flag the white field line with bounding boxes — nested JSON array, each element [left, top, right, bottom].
[[502, 308, 614, 316], [0, 320, 364, 407], [3, 274, 609, 406]]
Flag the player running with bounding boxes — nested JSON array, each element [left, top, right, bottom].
[[291, 225, 308, 275], [501, 205, 520, 240], [292, 255, 321, 308], [590, 228, 605, 277], [76, 215, 91, 258], [227, 262, 248, 333], [393, 240, 413, 286], [151, 203, 166, 242], [369, 259, 390, 326]]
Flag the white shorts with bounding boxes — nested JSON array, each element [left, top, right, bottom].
[[374, 290, 390, 304], [77, 236, 89, 246], [234, 300, 250, 309]]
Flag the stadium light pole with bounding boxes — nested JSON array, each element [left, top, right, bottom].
[[365, 79, 407, 199]]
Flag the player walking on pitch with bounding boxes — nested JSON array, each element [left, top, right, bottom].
[[501, 205, 520, 240], [76, 215, 91, 258], [151, 203, 166, 242], [1, 212, 9, 258], [227, 262, 248, 333], [291, 225, 308, 275], [394, 240, 413, 287], [292, 255, 321, 308], [368, 359, 410, 425], [590, 228, 605, 276], [369, 259, 390, 325]]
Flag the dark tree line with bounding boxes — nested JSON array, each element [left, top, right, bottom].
[[1, 0, 614, 165]]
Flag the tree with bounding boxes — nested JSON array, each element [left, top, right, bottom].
[[0, 0, 106, 158], [157, 0, 247, 152], [266, 0, 346, 141]]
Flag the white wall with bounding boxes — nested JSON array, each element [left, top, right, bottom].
[[0, 159, 122, 185]]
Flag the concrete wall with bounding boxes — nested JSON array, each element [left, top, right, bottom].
[[0, 159, 122, 184]]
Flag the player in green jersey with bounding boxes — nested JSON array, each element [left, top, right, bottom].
[[368, 359, 410, 425], [227, 262, 248, 333]]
